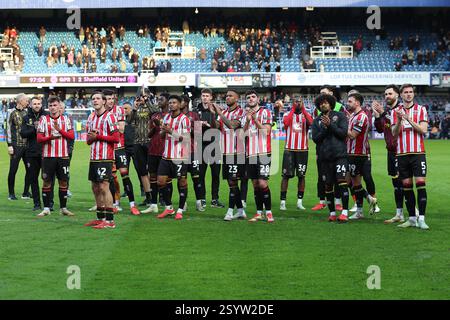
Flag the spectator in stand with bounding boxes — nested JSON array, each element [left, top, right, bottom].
[[287, 43, 293, 59], [407, 49, 414, 65], [37, 42, 43, 56], [354, 35, 363, 56], [401, 51, 408, 65], [39, 26, 46, 43], [75, 51, 82, 67], [100, 44, 107, 63], [111, 48, 118, 62], [273, 100, 283, 122], [389, 39, 395, 51], [440, 113, 449, 139], [275, 62, 281, 72], [211, 58, 218, 72], [431, 50, 437, 64], [414, 34, 420, 50], [244, 61, 251, 72], [111, 64, 118, 73], [46, 56, 54, 68], [425, 50, 431, 65], [199, 48, 207, 62], [166, 60, 172, 72], [79, 26, 85, 43], [395, 62, 402, 71], [119, 25, 126, 41], [120, 58, 126, 72], [417, 50, 423, 65], [67, 48, 74, 67]]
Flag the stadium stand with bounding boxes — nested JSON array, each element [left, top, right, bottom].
[[1, 22, 448, 74]]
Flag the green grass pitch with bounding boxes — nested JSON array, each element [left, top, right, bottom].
[[0, 139, 448, 299]]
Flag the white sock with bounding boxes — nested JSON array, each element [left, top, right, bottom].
[[129, 201, 135, 208], [166, 205, 173, 210], [297, 199, 303, 204], [418, 215, 425, 222], [280, 200, 286, 204], [396, 208, 403, 216], [320, 199, 326, 204], [357, 207, 363, 214], [237, 208, 244, 214], [44, 207, 50, 211], [177, 208, 183, 214], [114, 201, 120, 206], [266, 210, 272, 215], [330, 211, 336, 216], [341, 209, 348, 216], [227, 208, 233, 215], [335, 198, 342, 205], [257, 210, 263, 215], [409, 216, 417, 223]]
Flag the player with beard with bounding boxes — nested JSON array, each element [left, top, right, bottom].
[[279, 96, 313, 211], [104, 89, 140, 215], [129, 87, 159, 207], [211, 90, 247, 221], [243, 90, 274, 223], [84, 92, 120, 229], [156, 95, 191, 220], [372, 85, 410, 224], [180, 94, 204, 212], [21, 96, 48, 211], [392, 84, 429, 230], [142, 93, 170, 214], [345, 93, 378, 220]]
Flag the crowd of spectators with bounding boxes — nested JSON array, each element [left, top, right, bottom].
[[207, 22, 298, 72], [1, 26, 23, 72], [394, 31, 449, 71]]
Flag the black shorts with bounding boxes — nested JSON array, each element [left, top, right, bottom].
[[42, 157, 70, 181], [387, 151, 399, 177], [115, 148, 129, 170], [397, 154, 427, 180], [282, 150, 308, 178], [148, 155, 162, 175], [89, 161, 113, 182], [348, 155, 370, 177], [247, 155, 271, 180], [188, 154, 201, 178], [321, 157, 348, 185], [157, 158, 188, 179], [222, 154, 246, 180], [133, 144, 148, 176]]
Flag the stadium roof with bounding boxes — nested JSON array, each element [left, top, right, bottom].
[[1, 0, 449, 9]]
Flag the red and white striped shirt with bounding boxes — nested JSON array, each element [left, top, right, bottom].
[[162, 112, 191, 160], [111, 105, 125, 149], [242, 107, 272, 157], [392, 103, 428, 155], [284, 112, 309, 151], [220, 106, 245, 155], [87, 110, 118, 160], [347, 110, 370, 155], [38, 115, 73, 158]]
